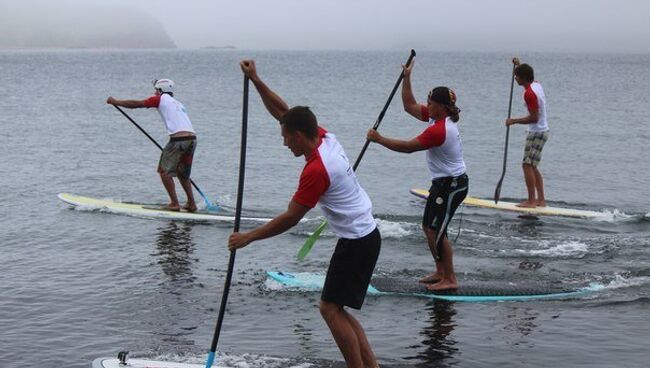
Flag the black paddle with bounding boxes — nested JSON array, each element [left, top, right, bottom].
[[297, 49, 416, 260], [111, 104, 220, 211], [493, 63, 517, 204], [204, 76, 249, 368], [353, 49, 416, 170]]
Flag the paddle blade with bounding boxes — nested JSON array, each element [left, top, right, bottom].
[[297, 220, 328, 261], [203, 197, 221, 212]]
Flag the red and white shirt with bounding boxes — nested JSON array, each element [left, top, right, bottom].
[[292, 127, 376, 239], [144, 93, 195, 135], [523, 82, 548, 132], [417, 106, 466, 179]]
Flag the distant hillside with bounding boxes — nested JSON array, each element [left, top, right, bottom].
[[0, 1, 175, 49]]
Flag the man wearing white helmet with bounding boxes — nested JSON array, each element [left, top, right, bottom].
[[107, 79, 198, 212]]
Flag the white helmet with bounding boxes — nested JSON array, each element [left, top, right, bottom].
[[153, 79, 174, 93]]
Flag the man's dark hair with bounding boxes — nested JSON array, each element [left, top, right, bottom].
[[514, 63, 535, 83], [280, 106, 318, 139]]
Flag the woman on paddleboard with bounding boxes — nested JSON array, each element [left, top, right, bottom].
[[367, 61, 468, 291]]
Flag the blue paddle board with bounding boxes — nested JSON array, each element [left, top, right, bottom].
[[267, 271, 602, 302]]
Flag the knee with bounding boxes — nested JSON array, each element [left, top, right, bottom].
[[422, 225, 436, 237], [319, 300, 340, 321]]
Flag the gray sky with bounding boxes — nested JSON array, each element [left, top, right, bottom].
[[2, 0, 649, 52]]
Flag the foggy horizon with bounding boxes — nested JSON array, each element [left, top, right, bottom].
[[1, 0, 649, 53]]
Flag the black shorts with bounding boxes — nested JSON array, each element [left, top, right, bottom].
[[422, 173, 469, 256], [321, 227, 381, 310]]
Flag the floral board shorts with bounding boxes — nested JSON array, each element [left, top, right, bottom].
[[158, 136, 196, 178], [523, 131, 549, 166]]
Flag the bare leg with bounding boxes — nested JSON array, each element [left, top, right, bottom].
[[532, 166, 546, 207], [178, 176, 197, 212], [320, 301, 372, 368], [159, 171, 180, 210], [420, 226, 443, 283], [343, 310, 378, 368], [427, 236, 458, 291], [517, 163, 537, 208]]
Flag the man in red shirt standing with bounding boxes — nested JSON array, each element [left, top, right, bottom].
[[229, 60, 381, 368], [505, 58, 550, 208], [107, 79, 197, 212]]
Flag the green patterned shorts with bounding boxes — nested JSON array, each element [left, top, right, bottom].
[[523, 131, 549, 166]]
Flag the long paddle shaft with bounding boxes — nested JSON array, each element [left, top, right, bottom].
[[297, 49, 416, 260], [205, 76, 249, 368], [112, 104, 219, 211], [353, 49, 416, 170], [493, 63, 517, 204]]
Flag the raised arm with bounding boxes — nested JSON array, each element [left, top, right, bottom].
[[240, 60, 289, 121], [401, 61, 425, 121]]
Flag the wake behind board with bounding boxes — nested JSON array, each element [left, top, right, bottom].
[[409, 188, 604, 219], [58, 193, 272, 223], [267, 271, 601, 302]]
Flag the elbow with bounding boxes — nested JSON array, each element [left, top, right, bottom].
[[287, 215, 302, 228], [274, 107, 290, 121]]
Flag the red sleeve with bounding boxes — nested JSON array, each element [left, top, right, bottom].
[[292, 156, 330, 208], [143, 95, 161, 108], [523, 88, 539, 113], [419, 104, 430, 121], [416, 120, 446, 148]]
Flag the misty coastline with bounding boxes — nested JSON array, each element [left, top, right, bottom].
[[0, 2, 176, 49]]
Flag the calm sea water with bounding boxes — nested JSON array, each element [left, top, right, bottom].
[[1, 49, 649, 368]]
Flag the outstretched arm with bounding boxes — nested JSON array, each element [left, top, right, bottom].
[[367, 129, 425, 154], [106, 97, 148, 109], [228, 200, 310, 250], [401, 61, 425, 121], [240, 60, 290, 121]]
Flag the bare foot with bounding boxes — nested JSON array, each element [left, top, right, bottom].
[[183, 204, 197, 213], [426, 279, 459, 292], [163, 203, 181, 212], [536, 200, 546, 207], [419, 273, 442, 284], [516, 200, 537, 208]]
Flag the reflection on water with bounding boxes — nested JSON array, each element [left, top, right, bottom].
[[412, 301, 459, 367], [293, 317, 315, 356], [143, 222, 201, 353], [502, 307, 539, 347], [152, 222, 198, 285]]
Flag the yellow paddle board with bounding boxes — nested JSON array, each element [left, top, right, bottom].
[[409, 188, 604, 219]]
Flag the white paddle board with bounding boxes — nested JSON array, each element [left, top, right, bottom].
[[58, 193, 272, 223], [92, 357, 207, 368]]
